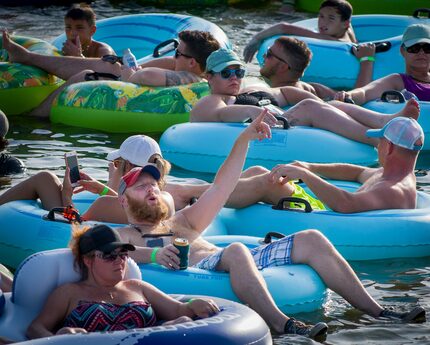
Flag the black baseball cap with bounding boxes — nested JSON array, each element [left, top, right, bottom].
[[79, 224, 135, 255]]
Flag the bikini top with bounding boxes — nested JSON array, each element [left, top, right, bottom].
[[63, 300, 157, 332], [234, 91, 280, 107], [400, 74, 430, 101]]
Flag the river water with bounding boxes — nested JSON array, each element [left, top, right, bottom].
[[0, 1, 429, 344]]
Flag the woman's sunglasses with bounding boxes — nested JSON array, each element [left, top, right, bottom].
[[96, 251, 129, 262], [405, 43, 430, 54], [174, 49, 193, 59], [216, 68, 246, 79]]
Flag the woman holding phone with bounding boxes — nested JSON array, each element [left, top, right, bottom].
[[0, 135, 173, 213]]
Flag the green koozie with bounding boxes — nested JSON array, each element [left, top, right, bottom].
[[174, 238, 189, 270]]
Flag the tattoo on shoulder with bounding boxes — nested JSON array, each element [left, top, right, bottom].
[[165, 71, 201, 86]]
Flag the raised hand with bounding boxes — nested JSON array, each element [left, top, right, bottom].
[[242, 108, 272, 142], [352, 42, 376, 60], [243, 37, 260, 63], [62, 35, 83, 57]]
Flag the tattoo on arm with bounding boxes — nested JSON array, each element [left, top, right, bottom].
[[165, 71, 202, 86]]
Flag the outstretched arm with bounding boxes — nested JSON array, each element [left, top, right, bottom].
[[243, 23, 341, 63], [141, 280, 219, 320], [335, 73, 404, 105], [190, 95, 277, 125], [177, 109, 271, 237], [269, 163, 384, 213]]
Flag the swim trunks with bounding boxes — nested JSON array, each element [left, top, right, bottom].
[[193, 234, 295, 271]]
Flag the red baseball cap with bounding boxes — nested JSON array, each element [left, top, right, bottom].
[[118, 164, 161, 195]]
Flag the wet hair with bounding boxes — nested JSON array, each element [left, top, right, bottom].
[[276, 37, 312, 75], [69, 224, 93, 280], [320, 0, 353, 21], [178, 30, 220, 71], [65, 3, 96, 26]]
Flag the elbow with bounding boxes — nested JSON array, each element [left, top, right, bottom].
[[328, 194, 356, 213]]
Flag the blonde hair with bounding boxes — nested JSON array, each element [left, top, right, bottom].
[[69, 224, 93, 279]]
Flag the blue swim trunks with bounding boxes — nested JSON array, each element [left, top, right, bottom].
[[193, 234, 295, 271]]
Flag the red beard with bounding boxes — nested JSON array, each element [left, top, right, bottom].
[[126, 194, 169, 223]]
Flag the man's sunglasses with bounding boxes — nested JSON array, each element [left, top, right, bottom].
[[266, 48, 290, 68], [96, 251, 129, 262], [216, 68, 246, 79], [174, 49, 193, 59], [405, 43, 430, 54]]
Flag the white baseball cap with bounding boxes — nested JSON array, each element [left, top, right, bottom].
[[366, 117, 424, 151], [106, 135, 162, 166]]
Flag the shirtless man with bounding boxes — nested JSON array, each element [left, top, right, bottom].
[[260, 36, 375, 99], [61, 4, 115, 58], [115, 110, 425, 339], [270, 116, 424, 212], [2, 30, 220, 116], [244, 0, 357, 63]]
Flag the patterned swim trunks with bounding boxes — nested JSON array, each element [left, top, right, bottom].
[[193, 234, 295, 271]]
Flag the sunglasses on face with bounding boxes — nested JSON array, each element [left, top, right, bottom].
[[266, 48, 290, 68], [174, 48, 193, 59], [216, 68, 246, 79], [405, 43, 430, 54], [96, 251, 129, 262]]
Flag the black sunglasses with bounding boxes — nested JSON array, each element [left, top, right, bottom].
[[174, 48, 193, 59], [216, 68, 246, 79], [266, 48, 290, 68], [405, 43, 430, 54], [96, 251, 129, 262]]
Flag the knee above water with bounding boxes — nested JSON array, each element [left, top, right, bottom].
[[224, 242, 251, 259], [297, 229, 332, 250], [36, 170, 60, 183]]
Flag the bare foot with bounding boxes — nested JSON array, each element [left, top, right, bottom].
[[2, 30, 30, 64], [397, 98, 420, 121]]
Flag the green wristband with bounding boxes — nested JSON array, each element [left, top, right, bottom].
[[359, 56, 375, 63], [187, 298, 195, 305], [151, 248, 160, 263], [99, 186, 109, 196]]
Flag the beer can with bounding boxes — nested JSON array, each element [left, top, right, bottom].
[[173, 238, 189, 270]]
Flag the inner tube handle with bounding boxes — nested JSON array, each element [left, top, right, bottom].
[[44, 206, 82, 224], [275, 116, 290, 129], [262, 231, 286, 244], [272, 197, 313, 213], [413, 8, 430, 18], [380, 90, 406, 103], [153, 38, 179, 58]]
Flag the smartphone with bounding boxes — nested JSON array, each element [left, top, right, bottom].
[[65, 151, 80, 187]]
